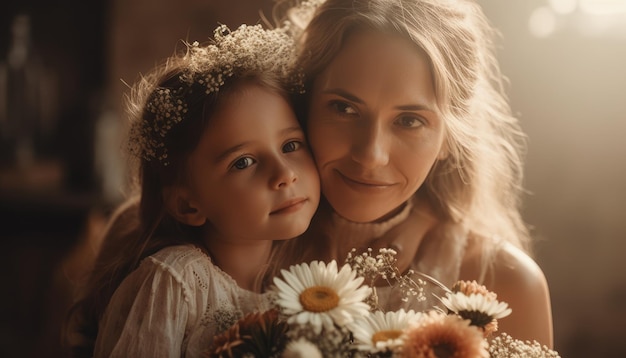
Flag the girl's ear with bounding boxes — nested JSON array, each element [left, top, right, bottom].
[[163, 186, 206, 227]]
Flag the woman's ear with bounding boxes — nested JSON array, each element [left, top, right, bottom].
[[162, 186, 206, 227]]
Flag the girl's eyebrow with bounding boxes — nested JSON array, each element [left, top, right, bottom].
[[321, 88, 435, 112], [281, 125, 304, 136], [215, 143, 248, 164], [214, 125, 303, 163]]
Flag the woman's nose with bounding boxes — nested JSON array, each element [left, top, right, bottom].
[[270, 158, 298, 189], [351, 121, 390, 169]]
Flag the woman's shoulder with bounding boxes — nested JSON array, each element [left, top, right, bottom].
[[461, 239, 554, 345], [460, 237, 548, 291]]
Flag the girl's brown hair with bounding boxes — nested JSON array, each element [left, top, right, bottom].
[[64, 24, 303, 356]]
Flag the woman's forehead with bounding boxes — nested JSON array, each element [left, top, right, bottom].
[[313, 31, 436, 105]]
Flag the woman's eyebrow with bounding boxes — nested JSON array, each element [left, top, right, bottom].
[[395, 104, 435, 112], [322, 88, 435, 112], [321, 88, 364, 104]]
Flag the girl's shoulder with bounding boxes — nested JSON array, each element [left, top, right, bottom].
[[142, 244, 215, 280], [149, 244, 209, 264]]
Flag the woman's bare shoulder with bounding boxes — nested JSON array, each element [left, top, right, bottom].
[[489, 243, 548, 292], [461, 239, 554, 347]]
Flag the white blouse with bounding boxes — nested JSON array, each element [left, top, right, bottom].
[[94, 244, 273, 357]]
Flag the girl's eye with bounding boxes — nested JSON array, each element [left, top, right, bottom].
[[330, 101, 358, 115], [231, 157, 255, 170], [282, 140, 302, 153], [395, 115, 424, 128]]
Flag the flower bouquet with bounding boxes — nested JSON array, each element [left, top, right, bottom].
[[205, 248, 560, 357]]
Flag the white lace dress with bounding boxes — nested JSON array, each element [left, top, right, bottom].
[[93, 244, 273, 358]]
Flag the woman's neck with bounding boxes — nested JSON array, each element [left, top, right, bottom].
[[312, 199, 415, 262]]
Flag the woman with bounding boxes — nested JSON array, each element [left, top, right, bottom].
[[280, 0, 553, 347]]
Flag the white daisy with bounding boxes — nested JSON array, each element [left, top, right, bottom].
[[349, 309, 422, 353], [440, 292, 512, 326], [273, 260, 372, 334], [282, 338, 323, 358]]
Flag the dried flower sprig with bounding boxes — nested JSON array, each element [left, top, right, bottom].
[[345, 248, 427, 308]]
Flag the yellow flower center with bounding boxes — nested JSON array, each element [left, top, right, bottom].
[[299, 286, 339, 312], [372, 330, 403, 344]]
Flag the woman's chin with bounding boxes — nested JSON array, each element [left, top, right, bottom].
[[332, 205, 398, 223], [330, 201, 406, 223]]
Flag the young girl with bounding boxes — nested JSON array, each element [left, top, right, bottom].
[[65, 24, 319, 357]]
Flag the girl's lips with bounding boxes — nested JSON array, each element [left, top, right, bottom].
[[270, 198, 308, 215]]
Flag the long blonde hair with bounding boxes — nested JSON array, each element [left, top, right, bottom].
[[283, 0, 530, 257]]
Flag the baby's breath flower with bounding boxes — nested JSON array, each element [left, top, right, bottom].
[[488, 333, 561, 358], [345, 248, 427, 309], [281, 338, 322, 358], [285, 323, 353, 357]]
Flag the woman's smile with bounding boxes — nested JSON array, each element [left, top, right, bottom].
[[335, 170, 395, 191]]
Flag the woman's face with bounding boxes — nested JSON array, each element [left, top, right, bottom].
[[307, 31, 446, 222]]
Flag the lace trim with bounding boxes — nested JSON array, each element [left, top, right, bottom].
[[148, 256, 193, 303]]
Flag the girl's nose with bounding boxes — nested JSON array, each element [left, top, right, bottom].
[[270, 158, 298, 190], [351, 121, 390, 169]]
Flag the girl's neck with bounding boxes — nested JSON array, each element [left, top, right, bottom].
[[202, 230, 273, 292]]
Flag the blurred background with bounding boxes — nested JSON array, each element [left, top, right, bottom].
[[0, 0, 624, 357]]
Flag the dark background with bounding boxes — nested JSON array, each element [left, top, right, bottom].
[[1, 0, 624, 357]]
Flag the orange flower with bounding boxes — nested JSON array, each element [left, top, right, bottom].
[[451, 280, 497, 301], [402, 311, 488, 358]]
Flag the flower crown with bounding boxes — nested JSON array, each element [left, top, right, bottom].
[[128, 24, 304, 165]]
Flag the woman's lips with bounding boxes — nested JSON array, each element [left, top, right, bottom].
[[336, 170, 394, 191], [270, 198, 308, 215]]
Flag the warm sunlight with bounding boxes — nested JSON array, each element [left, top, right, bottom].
[[530, 0, 626, 37]]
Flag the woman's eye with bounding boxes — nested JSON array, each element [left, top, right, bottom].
[[395, 115, 424, 128], [282, 140, 302, 153], [232, 157, 255, 170], [330, 101, 358, 115]]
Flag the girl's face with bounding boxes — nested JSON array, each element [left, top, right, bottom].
[[307, 31, 446, 222], [183, 85, 320, 242]]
